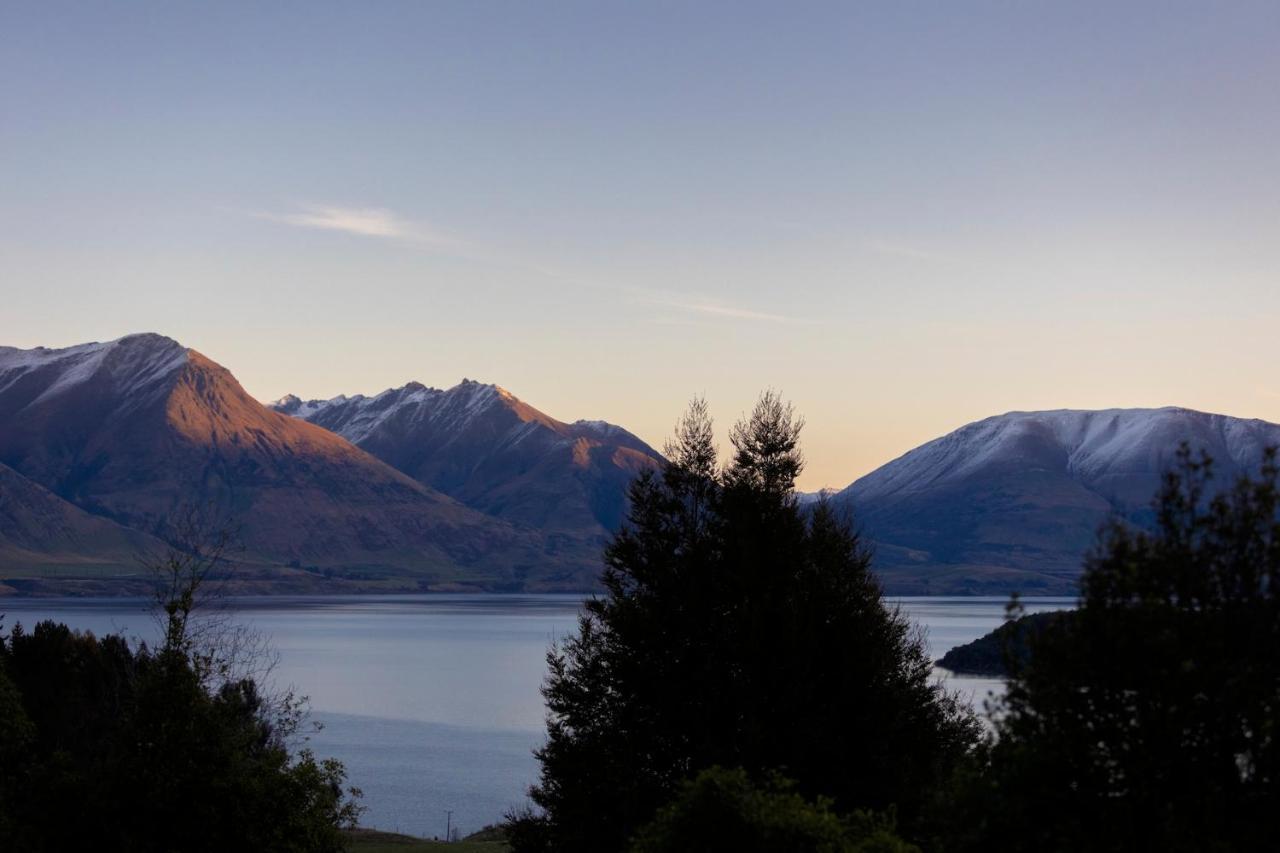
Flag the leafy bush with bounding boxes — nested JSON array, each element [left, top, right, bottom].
[[630, 766, 917, 853]]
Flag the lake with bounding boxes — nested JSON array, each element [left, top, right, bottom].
[[0, 594, 1072, 838]]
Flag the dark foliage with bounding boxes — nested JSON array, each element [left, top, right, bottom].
[[0, 509, 359, 852], [934, 609, 1072, 677], [629, 766, 918, 853], [513, 395, 979, 852], [0, 620, 359, 852], [942, 445, 1280, 852]]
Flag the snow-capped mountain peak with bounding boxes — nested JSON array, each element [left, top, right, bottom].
[[828, 406, 1280, 593], [269, 377, 663, 533], [0, 333, 188, 411], [844, 407, 1280, 506], [270, 379, 561, 446]]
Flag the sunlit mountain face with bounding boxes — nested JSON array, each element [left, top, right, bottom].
[[0, 334, 586, 590], [270, 380, 661, 537]]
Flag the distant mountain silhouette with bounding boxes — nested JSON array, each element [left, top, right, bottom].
[[832, 408, 1280, 594]]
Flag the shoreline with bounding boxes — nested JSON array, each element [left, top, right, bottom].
[[0, 573, 1078, 599]]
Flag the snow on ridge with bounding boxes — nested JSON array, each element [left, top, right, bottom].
[[271, 379, 512, 444], [574, 419, 619, 435], [569, 419, 649, 446], [273, 376, 658, 461], [458, 381, 499, 414], [0, 333, 188, 406], [287, 398, 328, 420], [497, 419, 547, 452], [330, 386, 444, 445], [843, 407, 1280, 504], [1, 333, 177, 373], [0, 340, 106, 372]]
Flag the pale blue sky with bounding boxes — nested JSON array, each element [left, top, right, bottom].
[[3, 1, 1279, 488]]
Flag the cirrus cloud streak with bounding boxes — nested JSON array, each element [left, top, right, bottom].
[[254, 205, 457, 247], [637, 292, 814, 325]]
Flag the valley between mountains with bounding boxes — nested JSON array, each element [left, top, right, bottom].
[[3, 333, 1279, 595]]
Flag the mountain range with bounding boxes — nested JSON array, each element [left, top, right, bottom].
[[0, 334, 659, 593], [269, 382, 657, 541], [2, 333, 1278, 595]]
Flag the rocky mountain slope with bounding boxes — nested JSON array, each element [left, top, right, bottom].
[[833, 408, 1280, 594], [270, 381, 661, 544], [0, 334, 568, 588]]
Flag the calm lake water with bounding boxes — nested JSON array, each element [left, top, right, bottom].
[[0, 594, 1072, 838]]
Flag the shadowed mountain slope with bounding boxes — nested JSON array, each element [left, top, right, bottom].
[[0, 460, 166, 576], [833, 407, 1280, 594], [271, 381, 662, 543]]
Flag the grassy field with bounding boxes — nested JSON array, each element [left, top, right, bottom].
[[343, 827, 510, 852]]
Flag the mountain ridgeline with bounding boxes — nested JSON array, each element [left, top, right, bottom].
[[0, 333, 659, 592], [269, 382, 659, 538], [831, 408, 1280, 594], [2, 333, 1278, 594]]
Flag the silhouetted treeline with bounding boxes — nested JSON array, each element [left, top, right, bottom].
[[511, 394, 1280, 853]]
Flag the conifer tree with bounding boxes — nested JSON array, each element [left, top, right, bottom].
[[514, 395, 978, 852]]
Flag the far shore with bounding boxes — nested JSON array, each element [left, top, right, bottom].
[[0, 570, 1078, 599]]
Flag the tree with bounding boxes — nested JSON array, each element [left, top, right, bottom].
[[513, 394, 979, 852], [0, 508, 361, 852], [0, 657, 33, 844], [948, 445, 1280, 852], [149, 501, 237, 663]]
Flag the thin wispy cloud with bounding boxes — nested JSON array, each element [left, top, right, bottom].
[[513, 264, 814, 326], [254, 205, 457, 247], [639, 292, 812, 325], [251, 207, 808, 325]]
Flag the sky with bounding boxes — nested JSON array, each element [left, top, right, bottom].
[[3, 1, 1279, 490]]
